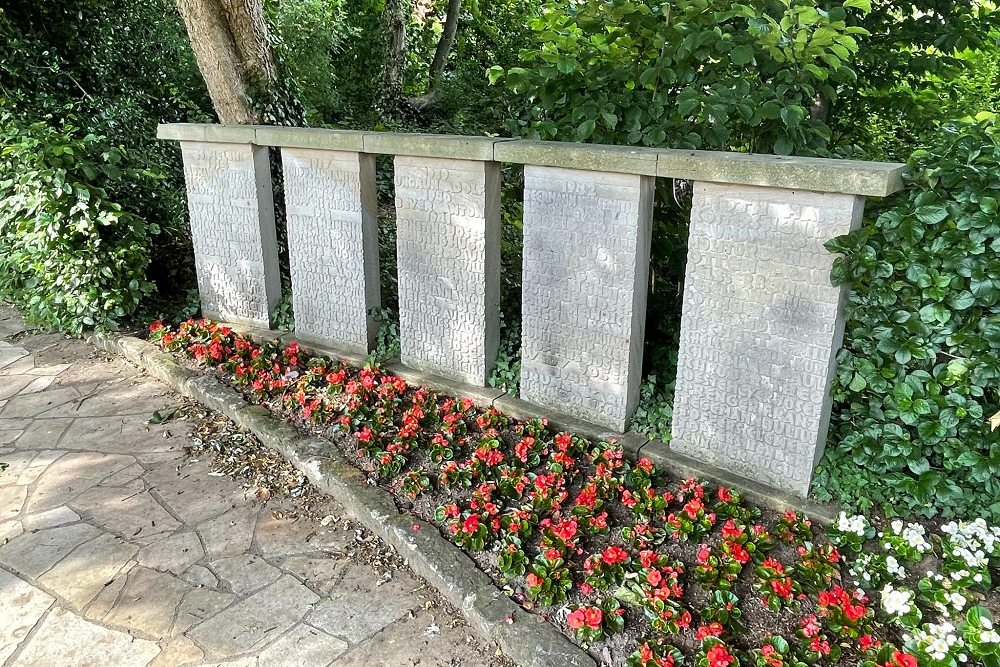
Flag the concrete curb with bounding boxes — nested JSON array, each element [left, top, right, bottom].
[[89, 334, 596, 667]]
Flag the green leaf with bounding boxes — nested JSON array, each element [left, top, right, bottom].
[[914, 205, 948, 224], [575, 119, 596, 141], [730, 44, 755, 66], [946, 290, 975, 310], [842, 0, 872, 12]]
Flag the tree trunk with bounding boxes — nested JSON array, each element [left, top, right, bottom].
[[383, 0, 408, 103], [174, 0, 277, 123], [428, 0, 461, 83]]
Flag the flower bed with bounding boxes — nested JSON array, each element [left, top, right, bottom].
[[150, 319, 1000, 667]]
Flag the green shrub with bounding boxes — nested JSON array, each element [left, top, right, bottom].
[[0, 113, 158, 334], [814, 116, 1000, 520], [491, 0, 871, 155]]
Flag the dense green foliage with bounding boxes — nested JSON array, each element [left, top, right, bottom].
[[815, 117, 1000, 520], [0, 115, 156, 333], [0, 1, 212, 331], [493, 0, 870, 155]]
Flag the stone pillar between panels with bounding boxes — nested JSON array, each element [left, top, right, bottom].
[[519, 166, 654, 432], [670, 182, 865, 497], [180, 141, 280, 328], [393, 156, 500, 385], [281, 148, 380, 353]]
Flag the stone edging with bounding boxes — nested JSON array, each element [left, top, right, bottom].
[[88, 333, 597, 667]]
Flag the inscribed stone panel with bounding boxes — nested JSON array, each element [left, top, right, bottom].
[[393, 156, 500, 385], [180, 142, 279, 328], [519, 166, 654, 431], [670, 182, 864, 497], [282, 148, 379, 353]]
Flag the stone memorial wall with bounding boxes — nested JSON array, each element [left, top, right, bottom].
[[179, 141, 280, 328], [281, 148, 380, 353], [670, 183, 864, 496], [160, 124, 905, 498], [520, 166, 654, 431], [393, 156, 500, 385]]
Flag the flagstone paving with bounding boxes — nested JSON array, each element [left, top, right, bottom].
[[0, 305, 505, 667]]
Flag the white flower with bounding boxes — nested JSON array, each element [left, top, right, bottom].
[[881, 584, 913, 617], [837, 513, 868, 537], [928, 638, 949, 660], [982, 617, 993, 630], [946, 592, 966, 611], [886, 555, 905, 578], [982, 629, 1000, 644], [891, 519, 904, 534]]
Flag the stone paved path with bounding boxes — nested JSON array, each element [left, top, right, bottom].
[[0, 306, 504, 667]]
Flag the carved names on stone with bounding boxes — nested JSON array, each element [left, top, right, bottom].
[[519, 166, 654, 431], [393, 156, 500, 385], [671, 183, 864, 497], [282, 148, 380, 353], [180, 142, 280, 328]]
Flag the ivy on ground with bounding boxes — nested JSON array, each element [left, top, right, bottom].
[[815, 117, 1000, 521]]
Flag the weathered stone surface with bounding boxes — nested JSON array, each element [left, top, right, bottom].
[[656, 149, 905, 197], [21, 506, 80, 531], [254, 509, 349, 558], [38, 532, 138, 609], [472, 596, 596, 667], [519, 166, 654, 431], [327, 610, 493, 667], [196, 505, 259, 560], [158, 123, 258, 144], [394, 156, 500, 385], [282, 148, 380, 353], [494, 140, 659, 175], [0, 484, 27, 521], [0, 343, 29, 371], [276, 555, 350, 597], [0, 570, 53, 664], [212, 554, 282, 595], [7, 418, 72, 452], [671, 183, 864, 497], [306, 564, 415, 643], [172, 587, 236, 636], [257, 623, 349, 665], [179, 141, 280, 327], [144, 461, 248, 525], [149, 637, 205, 667], [0, 522, 102, 579], [180, 564, 220, 589], [100, 566, 194, 637], [136, 529, 203, 574], [70, 484, 181, 543], [187, 574, 319, 656], [255, 126, 365, 151], [26, 452, 134, 512], [0, 386, 79, 418], [11, 606, 160, 667], [364, 133, 508, 160]]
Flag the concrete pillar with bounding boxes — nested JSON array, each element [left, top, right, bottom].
[[670, 183, 865, 497], [392, 155, 501, 385], [280, 147, 380, 353], [518, 166, 654, 431], [178, 140, 280, 328]]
